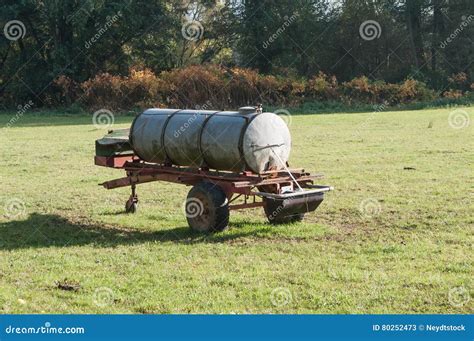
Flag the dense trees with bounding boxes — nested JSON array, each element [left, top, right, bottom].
[[236, 0, 473, 86], [0, 0, 472, 107], [0, 0, 180, 102]]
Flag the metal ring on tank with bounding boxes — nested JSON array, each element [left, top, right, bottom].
[[197, 111, 220, 169], [129, 110, 163, 162], [161, 109, 182, 165]]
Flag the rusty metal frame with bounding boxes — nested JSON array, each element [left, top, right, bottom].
[[95, 155, 322, 211]]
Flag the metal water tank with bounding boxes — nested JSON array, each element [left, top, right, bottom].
[[129, 107, 291, 173]]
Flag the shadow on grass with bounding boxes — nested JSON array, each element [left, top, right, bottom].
[[0, 213, 271, 250]]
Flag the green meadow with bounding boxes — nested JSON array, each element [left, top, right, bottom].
[[0, 107, 472, 313]]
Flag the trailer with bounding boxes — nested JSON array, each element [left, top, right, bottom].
[[95, 126, 332, 233]]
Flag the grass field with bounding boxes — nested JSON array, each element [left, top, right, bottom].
[[0, 107, 472, 314]]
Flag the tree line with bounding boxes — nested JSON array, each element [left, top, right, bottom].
[[0, 0, 472, 108]]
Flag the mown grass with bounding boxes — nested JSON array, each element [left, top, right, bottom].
[[0, 107, 472, 314]]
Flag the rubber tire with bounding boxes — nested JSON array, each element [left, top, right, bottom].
[[263, 198, 305, 224], [185, 182, 229, 233], [125, 200, 138, 214]]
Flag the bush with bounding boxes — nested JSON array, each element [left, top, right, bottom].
[[76, 68, 166, 111], [442, 89, 464, 99], [124, 68, 166, 108], [307, 72, 338, 101], [448, 72, 469, 90], [43, 76, 80, 107], [79, 73, 125, 110], [340, 77, 436, 105], [13, 65, 470, 111], [226, 67, 260, 108], [396, 79, 436, 103], [160, 65, 227, 108]]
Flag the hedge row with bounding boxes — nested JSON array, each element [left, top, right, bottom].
[[37, 65, 473, 110]]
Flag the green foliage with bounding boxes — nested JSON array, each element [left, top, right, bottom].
[[0, 0, 181, 105], [45, 65, 468, 111], [0, 0, 473, 108]]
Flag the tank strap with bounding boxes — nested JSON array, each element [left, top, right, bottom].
[[198, 111, 220, 168], [161, 109, 183, 164]]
